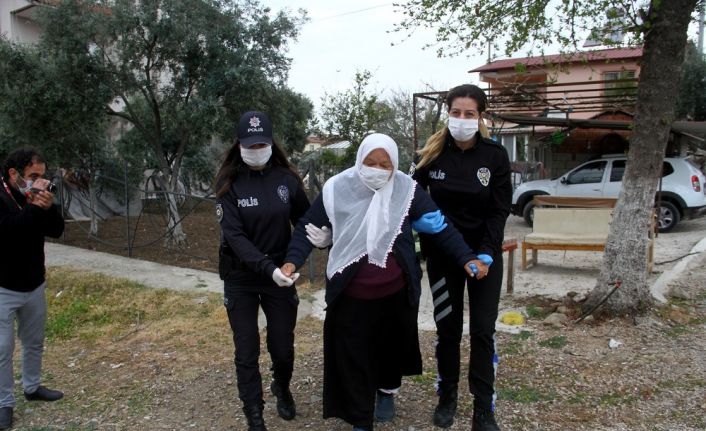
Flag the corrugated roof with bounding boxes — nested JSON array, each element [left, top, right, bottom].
[[324, 141, 351, 150], [470, 47, 643, 73]]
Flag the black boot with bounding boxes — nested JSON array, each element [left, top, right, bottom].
[[472, 406, 500, 431], [242, 404, 267, 431], [433, 383, 458, 428], [270, 380, 296, 420]]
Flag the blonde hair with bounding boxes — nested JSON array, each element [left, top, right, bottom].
[[416, 120, 490, 170]]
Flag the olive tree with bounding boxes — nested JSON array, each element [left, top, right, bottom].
[[37, 0, 310, 245]]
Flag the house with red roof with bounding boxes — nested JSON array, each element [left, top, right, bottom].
[[469, 47, 643, 179]]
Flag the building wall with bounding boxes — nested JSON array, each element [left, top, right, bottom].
[[0, 1, 41, 43], [482, 57, 641, 121]]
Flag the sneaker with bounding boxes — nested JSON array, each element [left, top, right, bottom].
[[433, 386, 457, 428], [242, 403, 267, 431], [270, 381, 296, 420], [472, 406, 500, 431], [24, 385, 64, 402], [0, 407, 12, 430], [374, 390, 395, 422]]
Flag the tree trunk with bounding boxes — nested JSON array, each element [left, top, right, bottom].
[[89, 182, 99, 236], [156, 172, 187, 247], [165, 190, 187, 247], [583, 0, 697, 317]]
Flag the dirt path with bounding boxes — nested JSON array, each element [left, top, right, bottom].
[[29, 216, 706, 430]]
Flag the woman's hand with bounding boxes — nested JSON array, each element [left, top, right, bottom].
[[305, 224, 332, 248], [272, 268, 295, 287], [464, 259, 490, 280], [281, 263, 297, 277]]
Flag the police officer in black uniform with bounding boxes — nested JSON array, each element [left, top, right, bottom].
[[215, 111, 310, 431], [411, 84, 512, 431]]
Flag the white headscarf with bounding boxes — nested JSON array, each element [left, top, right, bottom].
[[322, 133, 416, 279]]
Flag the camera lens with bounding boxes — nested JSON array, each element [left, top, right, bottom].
[[46, 182, 57, 193]]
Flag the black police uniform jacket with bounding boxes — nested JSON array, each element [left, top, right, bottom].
[[217, 164, 310, 287], [0, 183, 64, 292], [411, 132, 512, 259]]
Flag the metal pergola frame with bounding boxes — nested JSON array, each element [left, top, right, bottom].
[[412, 79, 703, 151]]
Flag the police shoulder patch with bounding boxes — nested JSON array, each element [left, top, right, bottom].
[[216, 203, 223, 222]]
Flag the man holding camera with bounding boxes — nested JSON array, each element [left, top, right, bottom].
[[0, 148, 64, 430]]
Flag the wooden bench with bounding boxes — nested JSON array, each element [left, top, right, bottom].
[[522, 207, 611, 270], [532, 195, 617, 209], [502, 237, 518, 294], [521, 207, 654, 271]]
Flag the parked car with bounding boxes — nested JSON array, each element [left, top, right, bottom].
[[511, 155, 706, 232]]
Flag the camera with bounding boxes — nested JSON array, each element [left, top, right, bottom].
[[30, 182, 57, 194]]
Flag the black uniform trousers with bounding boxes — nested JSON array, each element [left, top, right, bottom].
[[224, 281, 299, 408], [427, 254, 502, 410], [323, 288, 422, 430]]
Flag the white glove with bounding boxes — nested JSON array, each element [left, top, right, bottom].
[[272, 268, 294, 287], [305, 223, 332, 248], [291, 273, 300, 283]]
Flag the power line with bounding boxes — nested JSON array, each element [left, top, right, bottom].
[[313, 3, 393, 22]]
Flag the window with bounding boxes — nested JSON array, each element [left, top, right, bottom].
[[567, 161, 607, 184], [604, 70, 637, 107], [662, 162, 674, 177], [609, 160, 626, 182], [608, 160, 673, 182]]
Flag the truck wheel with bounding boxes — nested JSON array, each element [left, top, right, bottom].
[[657, 201, 680, 232], [522, 201, 536, 227]]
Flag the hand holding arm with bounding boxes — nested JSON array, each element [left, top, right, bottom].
[[305, 223, 332, 248], [477, 254, 493, 267], [411, 210, 447, 234]]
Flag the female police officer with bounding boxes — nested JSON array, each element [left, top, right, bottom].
[[411, 84, 512, 431], [215, 111, 310, 431]]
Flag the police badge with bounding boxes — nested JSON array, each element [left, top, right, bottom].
[[477, 167, 491, 187], [277, 185, 289, 203], [216, 203, 223, 222]]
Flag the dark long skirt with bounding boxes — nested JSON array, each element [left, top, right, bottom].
[[322, 288, 422, 429]]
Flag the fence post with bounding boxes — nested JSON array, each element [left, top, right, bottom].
[[124, 161, 132, 258], [58, 170, 66, 242]]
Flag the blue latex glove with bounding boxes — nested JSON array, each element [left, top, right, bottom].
[[412, 210, 447, 234], [468, 262, 479, 277], [477, 254, 494, 266]]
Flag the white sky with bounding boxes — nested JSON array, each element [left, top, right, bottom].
[[267, 1, 705, 114], [266, 1, 487, 112]]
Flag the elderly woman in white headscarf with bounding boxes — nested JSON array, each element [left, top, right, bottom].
[[282, 133, 480, 431]]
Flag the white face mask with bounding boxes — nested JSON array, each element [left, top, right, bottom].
[[241, 146, 272, 167], [359, 165, 392, 190], [448, 117, 479, 142]]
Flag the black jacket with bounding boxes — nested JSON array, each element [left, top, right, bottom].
[[412, 132, 512, 257], [217, 164, 310, 287], [285, 185, 476, 306], [0, 182, 65, 292]]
